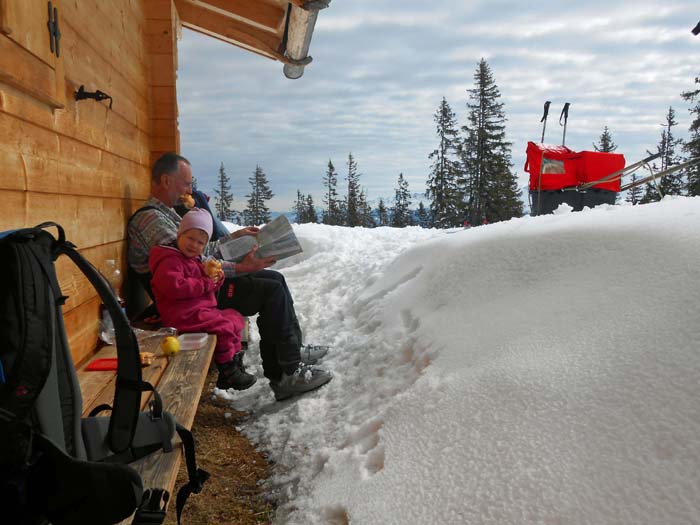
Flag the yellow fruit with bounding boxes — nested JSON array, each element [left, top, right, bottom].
[[160, 336, 180, 357], [180, 194, 195, 209], [204, 258, 222, 277]]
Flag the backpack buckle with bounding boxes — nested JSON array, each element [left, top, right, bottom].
[[131, 488, 169, 525], [148, 399, 161, 422]]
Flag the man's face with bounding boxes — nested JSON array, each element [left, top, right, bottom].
[[167, 161, 193, 206]]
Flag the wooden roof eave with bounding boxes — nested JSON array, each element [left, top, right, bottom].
[[174, 0, 330, 79]]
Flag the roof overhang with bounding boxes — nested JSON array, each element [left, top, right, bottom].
[[173, 0, 330, 79]]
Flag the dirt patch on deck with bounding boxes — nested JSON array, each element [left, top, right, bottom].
[[164, 370, 274, 525]]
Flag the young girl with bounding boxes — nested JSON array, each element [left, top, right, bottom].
[[149, 208, 256, 390]]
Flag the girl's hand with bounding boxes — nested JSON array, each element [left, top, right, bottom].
[[210, 269, 224, 284], [204, 257, 222, 279]]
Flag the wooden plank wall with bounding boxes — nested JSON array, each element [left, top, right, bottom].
[[146, 0, 180, 167], [0, 0, 179, 366]]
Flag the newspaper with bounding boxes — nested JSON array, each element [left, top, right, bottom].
[[218, 215, 303, 263]]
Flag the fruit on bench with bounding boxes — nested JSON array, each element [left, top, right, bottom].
[[160, 336, 180, 357], [139, 351, 155, 366], [180, 194, 195, 209]]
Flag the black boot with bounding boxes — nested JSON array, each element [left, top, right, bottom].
[[216, 353, 257, 390]]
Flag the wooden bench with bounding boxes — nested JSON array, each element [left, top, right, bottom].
[[77, 334, 216, 519]]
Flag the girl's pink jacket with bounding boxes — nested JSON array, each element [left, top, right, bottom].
[[149, 245, 245, 335]]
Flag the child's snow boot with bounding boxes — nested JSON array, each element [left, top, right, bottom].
[[216, 352, 256, 390]]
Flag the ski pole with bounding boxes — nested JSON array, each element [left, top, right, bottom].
[[540, 101, 551, 143], [559, 102, 570, 146]]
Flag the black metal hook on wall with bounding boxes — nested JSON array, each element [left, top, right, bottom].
[[75, 85, 113, 109]]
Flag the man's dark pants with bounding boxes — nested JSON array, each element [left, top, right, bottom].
[[216, 270, 302, 381]]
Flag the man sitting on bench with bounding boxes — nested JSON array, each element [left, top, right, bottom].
[[127, 152, 332, 401]]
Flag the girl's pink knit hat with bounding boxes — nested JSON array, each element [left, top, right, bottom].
[[177, 208, 213, 239]]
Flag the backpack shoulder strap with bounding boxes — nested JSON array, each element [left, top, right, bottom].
[[126, 205, 163, 305], [55, 239, 144, 453], [127, 205, 160, 228]]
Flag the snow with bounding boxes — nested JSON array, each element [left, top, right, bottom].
[[215, 197, 700, 524]]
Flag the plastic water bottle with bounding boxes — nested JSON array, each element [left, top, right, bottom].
[[100, 259, 125, 344], [104, 259, 123, 305]]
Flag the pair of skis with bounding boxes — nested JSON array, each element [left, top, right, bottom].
[[619, 156, 700, 192], [540, 101, 570, 145]]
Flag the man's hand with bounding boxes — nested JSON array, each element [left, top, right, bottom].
[[236, 246, 275, 274], [229, 226, 259, 240]]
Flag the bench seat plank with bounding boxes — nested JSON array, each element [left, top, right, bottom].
[[78, 337, 169, 416], [128, 335, 217, 497]]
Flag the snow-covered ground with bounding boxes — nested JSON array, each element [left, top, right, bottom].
[[217, 197, 700, 524]]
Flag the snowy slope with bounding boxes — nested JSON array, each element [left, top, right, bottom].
[[219, 197, 700, 524]]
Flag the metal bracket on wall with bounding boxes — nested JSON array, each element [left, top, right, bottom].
[[75, 85, 113, 109], [47, 1, 61, 57]]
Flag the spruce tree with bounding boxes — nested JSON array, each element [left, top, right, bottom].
[[322, 159, 342, 225], [593, 126, 621, 203], [305, 194, 318, 223], [681, 74, 700, 196], [391, 173, 412, 227], [243, 165, 273, 225], [376, 198, 389, 226], [337, 199, 348, 227], [625, 173, 644, 205], [461, 59, 523, 224], [416, 202, 430, 228], [358, 189, 375, 228], [214, 162, 235, 221], [344, 153, 362, 227], [658, 106, 684, 195], [426, 97, 462, 227], [293, 190, 306, 223], [642, 106, 683, 202], [593, 126, 618, 152]]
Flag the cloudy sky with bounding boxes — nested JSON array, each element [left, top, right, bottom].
[[177, 1, 699, 212]]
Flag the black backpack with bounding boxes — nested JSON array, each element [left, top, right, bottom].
[[0, 223, 208, 525]]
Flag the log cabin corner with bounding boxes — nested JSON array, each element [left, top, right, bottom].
[[0, 0, 330, 367]]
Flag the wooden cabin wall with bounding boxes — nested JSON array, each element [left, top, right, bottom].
[[146, 0, 180, 167], [0, 0, 180, 366]]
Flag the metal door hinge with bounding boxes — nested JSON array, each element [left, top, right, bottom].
[[47, 1, 61, 57]]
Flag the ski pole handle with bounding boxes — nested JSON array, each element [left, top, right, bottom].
[[540, 101, 551, 123], [540, 101, 551, 142], [560, 102, 570, 146], [559, 102, 570, 126]]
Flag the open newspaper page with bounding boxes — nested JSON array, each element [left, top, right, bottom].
[[218, 215, 302, 263]]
